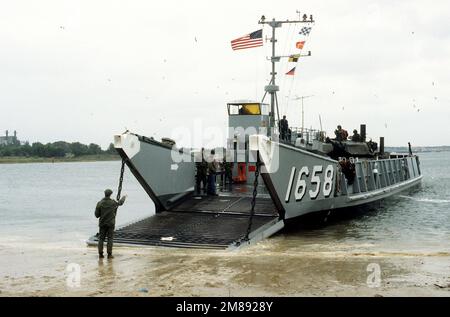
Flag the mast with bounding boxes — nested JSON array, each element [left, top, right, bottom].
[[258, 13, 314, 135]]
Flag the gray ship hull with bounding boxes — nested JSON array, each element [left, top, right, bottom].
[[87, 131, 422, 249], [115, 131, 422, 218], [250, 135, 422, 219], [114, 133, 195, 212]]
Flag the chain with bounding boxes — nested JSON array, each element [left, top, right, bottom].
[[245, 155, 260, 241], [116, 159, 126, 201]]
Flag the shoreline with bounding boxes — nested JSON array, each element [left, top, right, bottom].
[[0, 155, 121, 164], [1, 242, 449, 297]]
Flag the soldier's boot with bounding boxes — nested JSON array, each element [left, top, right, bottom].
[[99, 253, 104, 259], [107, 254, 114, 259]]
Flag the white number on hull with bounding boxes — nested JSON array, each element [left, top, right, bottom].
[[285, 164, 334, 203], [309, 165, 323, 199], [295, 166, 309, 201], [285, 167, 297, 203], [323, 165, 334, 197]]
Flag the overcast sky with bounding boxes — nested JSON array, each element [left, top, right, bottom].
[[1, 0, 449, 148]]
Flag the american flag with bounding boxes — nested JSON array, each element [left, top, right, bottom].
[[231, 29, 263, 51]]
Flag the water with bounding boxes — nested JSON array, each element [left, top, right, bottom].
[[271, 151, 450, 254], [0, 161, 154, 246], [0, 152, 449, 254]]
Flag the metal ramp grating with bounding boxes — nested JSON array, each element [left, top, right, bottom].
[[88, 196, 280, 249], [90, 211, 277, 249], [172, 195, 278, 217]]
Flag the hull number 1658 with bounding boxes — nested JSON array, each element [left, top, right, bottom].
[[285, 165, 334, 202]]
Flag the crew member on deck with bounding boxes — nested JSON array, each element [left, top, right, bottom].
[[207, 150, 219, 196], [195, 148, 208, 195], [351, 129, 361, 142], [280, 115, 289, 141], [223, 158, 233, 189], [334, 125, 348, 142]]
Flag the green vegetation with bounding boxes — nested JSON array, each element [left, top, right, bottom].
[[0, 141, 120, 164]]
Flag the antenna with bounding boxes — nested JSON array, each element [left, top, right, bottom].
[[292, 95, 314, 133], [258, 14, 314, 135]]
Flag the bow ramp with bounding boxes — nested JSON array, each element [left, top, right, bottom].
[[86, 133, 283, 250], [88, 193, 283, 250]]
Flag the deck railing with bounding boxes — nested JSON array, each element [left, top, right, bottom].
[[282, 127, 327, 145], [337, 156, 421, 196]]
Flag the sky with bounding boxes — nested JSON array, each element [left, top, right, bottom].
[[1, 0, 449, 148]]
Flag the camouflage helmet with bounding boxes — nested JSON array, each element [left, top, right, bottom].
[[104, 189, 113, 196]]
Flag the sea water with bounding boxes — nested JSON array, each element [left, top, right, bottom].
[[0, 152, 449, 253]]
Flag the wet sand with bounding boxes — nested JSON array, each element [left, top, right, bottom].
[[1, 239, 449, 297]]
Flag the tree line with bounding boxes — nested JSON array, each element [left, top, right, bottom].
[[0, 141, 117, 158]]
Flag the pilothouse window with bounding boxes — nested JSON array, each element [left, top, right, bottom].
[[227, 103, 268, 116]]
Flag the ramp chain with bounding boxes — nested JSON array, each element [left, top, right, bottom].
[[116, 159, 126, 201], [245, 153, 260, 240]]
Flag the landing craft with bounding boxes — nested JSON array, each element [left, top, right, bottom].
[[88, 14, 422, 249]]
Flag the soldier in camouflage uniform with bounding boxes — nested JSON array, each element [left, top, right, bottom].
[[95, 189, 126, 259]]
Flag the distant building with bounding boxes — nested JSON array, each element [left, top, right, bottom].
[[0, 130, 19, 145]]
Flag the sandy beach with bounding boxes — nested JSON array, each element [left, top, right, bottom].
[[1, 238, 449, 297]]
